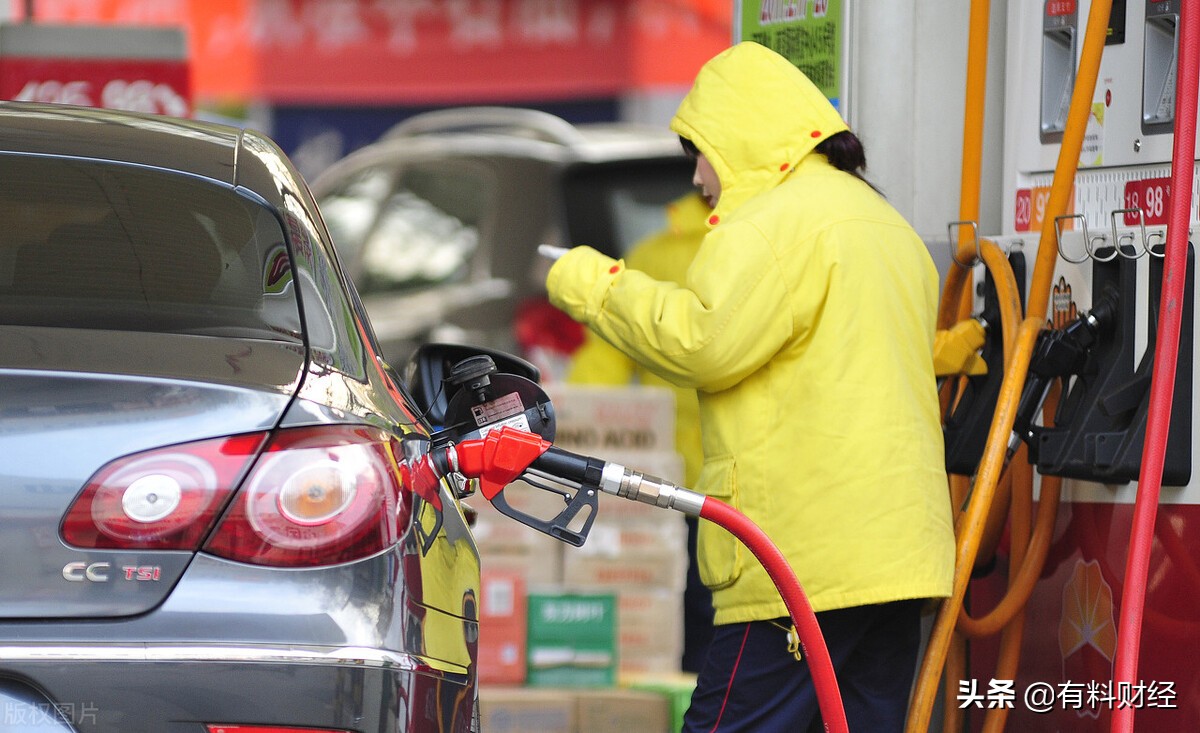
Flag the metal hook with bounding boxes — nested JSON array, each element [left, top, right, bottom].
[[1086, 232, 1114, 262], [1110, 208, 1149, 260], [1145, 230, 1167, 258], [1055, 214, 1091, 264], [947, 220, 981, 268]]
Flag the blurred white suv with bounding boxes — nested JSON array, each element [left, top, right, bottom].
[[311, 106, 694, 370]]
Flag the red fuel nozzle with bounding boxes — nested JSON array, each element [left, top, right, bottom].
[[446, 426, 552, 500], [435, 426, 600, 547]]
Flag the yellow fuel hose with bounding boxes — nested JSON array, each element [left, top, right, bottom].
[[909, 317, 1041, 733], [942, 632, 968, 733], [972, 465, 1013, 569], [979, 240, 1022, 360], [958, 239, 1023, 568], [926, 4, 1002, 729], [907, 2, 1113, 729], [957, 475, 1062, 638], [958, 388, 1062, 640], [976, 441, 1033, 733], [966, 387, 1065, 733], [937, 0, 1000, 583], [938, 0, 992, 331], [1027, 1, 1113, 322]]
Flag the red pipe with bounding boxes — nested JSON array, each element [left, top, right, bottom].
[[1111, 2, 1200, 730], [699, 497, 849, 733]]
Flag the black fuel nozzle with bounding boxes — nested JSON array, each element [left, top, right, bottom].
[[528, 445, 704, 515], [1008, 286, 1121, 457], [528, 445, 605, 489]]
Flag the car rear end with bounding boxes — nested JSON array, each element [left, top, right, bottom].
[[0, 104, 478, 733]]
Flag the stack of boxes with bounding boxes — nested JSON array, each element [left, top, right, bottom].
[[473, 383, 689, 732], [479, 687, 672, 733], [545, 383, 689, 679]]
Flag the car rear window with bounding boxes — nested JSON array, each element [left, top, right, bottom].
[[318, 160, 488, 295], [0, 154, 301, 341]]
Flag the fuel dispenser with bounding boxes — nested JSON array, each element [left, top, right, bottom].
[[911, 1, 1200, 731], [1007, 0, 1198, 494]]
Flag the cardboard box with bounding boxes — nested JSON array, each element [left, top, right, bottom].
[[615, 650, 685, 676], [562, 532, 688, 592], [572, 516, 687, 561], [471, 498, 565, 587], [562, 553, 686, 591], [575, 688, 673, 733], [479, 686, 575, 733], [620, 672, 700, 733], [480, 546, 563, 589], [616, 588, 684, 674], [527, 591, 617, 687], [546, 384, 676, 455], [478, 571, 527, 685]]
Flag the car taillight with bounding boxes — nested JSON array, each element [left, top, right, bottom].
[[61, 433, 268, 551], [203, 425, 413, 568]]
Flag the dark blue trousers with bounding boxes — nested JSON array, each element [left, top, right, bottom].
[[682, 599, 924, 733]]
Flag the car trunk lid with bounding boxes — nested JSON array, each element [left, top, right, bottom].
[[0, 328, 304, 618]]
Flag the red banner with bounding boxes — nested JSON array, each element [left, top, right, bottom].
[[0, 57, 190, 116], [21, 0, 731, 105]]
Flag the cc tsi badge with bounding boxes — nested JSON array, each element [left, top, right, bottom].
[[62, 561, 111, 582], [62, 562, 164, 582]]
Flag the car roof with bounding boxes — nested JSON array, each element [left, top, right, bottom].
[[311, 107, 685, 195], [0, 101, 240, 182], [0, 101, 325, 222], [381, 106, 683, 163], [0, 101, 263, 188]]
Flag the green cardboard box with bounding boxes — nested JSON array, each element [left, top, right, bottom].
[[526, 591, 617, 687]]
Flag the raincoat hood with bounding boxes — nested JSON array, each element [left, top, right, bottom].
[[670, 42, 849, 224]]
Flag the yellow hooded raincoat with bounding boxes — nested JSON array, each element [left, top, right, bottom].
[[547, 42, 955, 625]]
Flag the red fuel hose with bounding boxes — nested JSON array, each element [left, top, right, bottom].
[[1111, 2, 1200, 730], [699, 497, 849, 733], [449, 428, 849, 730]]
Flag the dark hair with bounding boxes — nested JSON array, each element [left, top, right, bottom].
[[681, 131, 882, 194], [815, 131, 882, 194], [815, 131, 865, 174]]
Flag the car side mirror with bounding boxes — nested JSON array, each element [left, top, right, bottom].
[[403, 343, 542, 430]]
